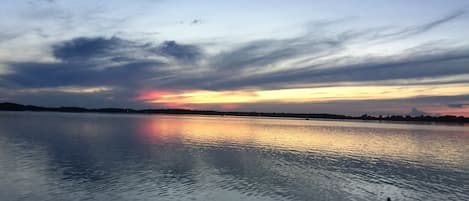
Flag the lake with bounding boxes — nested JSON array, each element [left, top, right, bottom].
[[0, 112, 468, 201]]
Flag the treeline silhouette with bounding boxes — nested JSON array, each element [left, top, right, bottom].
[[1, 102, 468, 123]]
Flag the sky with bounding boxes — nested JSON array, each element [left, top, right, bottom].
[[1, 0, 469, 116]]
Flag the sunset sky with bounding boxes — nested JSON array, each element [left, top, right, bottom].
[[1, 0, 469, 116]]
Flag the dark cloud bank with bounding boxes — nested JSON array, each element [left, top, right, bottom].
[[1, 11, 469, 113]]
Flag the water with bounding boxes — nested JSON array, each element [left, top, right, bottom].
[[0, 112, 468, 201]]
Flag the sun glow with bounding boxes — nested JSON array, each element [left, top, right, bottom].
[[137, 84, 469, 105]]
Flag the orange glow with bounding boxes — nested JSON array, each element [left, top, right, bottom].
[[135, 84, 469, 116], [135, 89, 174, 101], [135, 83, 469, 116]]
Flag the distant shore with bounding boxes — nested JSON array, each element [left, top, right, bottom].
[[1, 102, 468, 124]]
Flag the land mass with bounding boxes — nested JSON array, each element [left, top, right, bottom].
[[1, 102, 468, 123]]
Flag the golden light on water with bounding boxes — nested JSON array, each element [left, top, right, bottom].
[[139, 115, 469, 165]]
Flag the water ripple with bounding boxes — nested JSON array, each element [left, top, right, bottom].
[[0, 112, 468, 201]]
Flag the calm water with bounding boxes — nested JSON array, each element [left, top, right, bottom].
[[0, 112, 468, 201]]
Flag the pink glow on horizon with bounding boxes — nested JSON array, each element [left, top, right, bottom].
[[135, 89, 197, 109], [426, 107, 469, 117], [135, 90, 173, 101], [221, 104, 240, 110], [133, 90, 469, 117]]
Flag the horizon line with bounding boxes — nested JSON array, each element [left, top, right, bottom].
[[1, 102, 468, 124]]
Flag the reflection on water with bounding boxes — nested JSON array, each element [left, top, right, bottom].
[[0, 112, 468, 201]]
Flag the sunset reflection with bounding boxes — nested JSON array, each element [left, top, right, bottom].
[[2, 112, 469, 201], [138, 115, 469, 166]]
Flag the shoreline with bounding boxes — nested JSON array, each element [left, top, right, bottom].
[[1, 102, 468, 125]]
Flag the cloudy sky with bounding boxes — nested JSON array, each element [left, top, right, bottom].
[[1, 0, 469, 116]]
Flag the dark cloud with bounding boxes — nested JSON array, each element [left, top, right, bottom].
[[191, 19, 202, 24], [50, 36, 202, 65], [1, 36, 181, 89], [4, 28, 469, 93], [152, 41, 202, 63], [191, 43, 469, 90], [398, 94, 469, 104], [162, 11, 468, 90], [52, 37, 130, 62], [1, 36, 210, 109], [7, 29, 468, 93], [448, 103, 469, 108], [4, 61, 164, 88]]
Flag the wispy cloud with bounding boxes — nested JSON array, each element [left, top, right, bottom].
[[3, 12, 469, 91], [366, 10, 466, 40]]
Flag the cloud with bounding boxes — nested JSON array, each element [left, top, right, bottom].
[[364, 10, 466, 41], [5, 25, 469, 93], [51, 36, 203, 65], [0, 31, 21, 42], [197, 42, 469, 90], [210, 30, 355, 73], [152, 41, 202, 63], [52, 37, 129, 62], [2, 60, 165, 88], [2, 10, 469, 112], [4, 20, 469, 92], [191, 19, 202, 24], [411, 10, 465, 34], [0, 36, 211, 110], [448, 103, 469, 108], [1, 36, 178, 89], [151, 10, 468, 90]]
